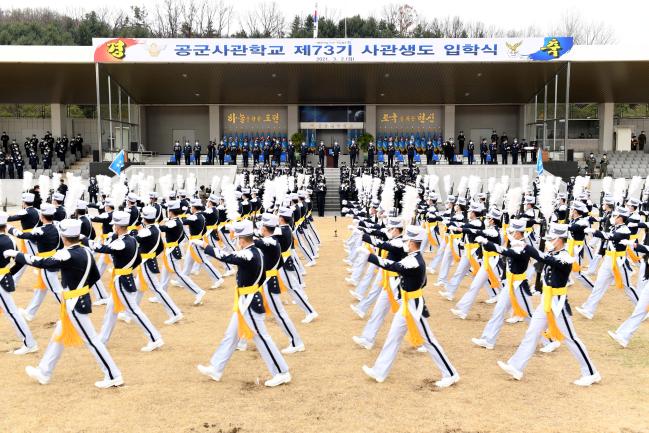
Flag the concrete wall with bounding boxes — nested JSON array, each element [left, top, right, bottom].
[[221, 106, 287, 135], [145, 106, 209, 153], [455, 105, 521, 140]]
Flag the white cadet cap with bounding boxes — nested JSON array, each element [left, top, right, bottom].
[[40, 203, 56, 216], [141, 206, 157, 220], [570, 201, 588, 214], [22, 192, 35, 203], [127, 192, 139, 202], [279, 207, 294, 218], [544, 223, 569, 240], [208, 194, 221, 203], [612, 206, 630, 218], [233, 219, 254, 237], [167, 200, 182, 211], [190, 198, 203, 208], [386, 217, 404, 228], [626, 197, 641, 208], [104, 198, 115, 208], [403, 225, 426, 242], [76, 200, 88, 210], [178, 189, 186, 197], [486, 208, 502, 221], [59, 219, 82, 237], [52, 192, 64, 202], [507, 218, 527, 232], [148, 191, 158, 199], [0, 211, 8, 225], [524, 195, 535, 204], [261, 213, 279, 227], [111, 210, 130, 226]]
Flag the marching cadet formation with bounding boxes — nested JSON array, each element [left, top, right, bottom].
[[0, 170, 322, 389], [342, 171, 649, 389], [3, 164, 649, 392]]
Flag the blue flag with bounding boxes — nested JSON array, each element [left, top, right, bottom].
[[536, 148, 544, 176], [109, 150, 126, 176]]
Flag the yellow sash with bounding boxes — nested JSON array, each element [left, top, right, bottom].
[[127, 225, 141, 232], [382, 270, 400, 313], [35, 249, 56, 290], [187, 235, 203, 264], [266, 268, 287, 293], [161, 241, 178, 272], [507, 272, 528, 318], [100, 234, 113, 265], [483, 250, 501, 289], [281, 250, 292, 260], [109, 267, 132, 313], [18, 228, 33, 253], [605, 250, 626, 289], [449, 233, 463, 262], [542, 285, 567, 341], [425, 222, 438, 247], [136, 254, 155, 292], [0, 266, 9, 316], [627, 234, 640, 263], [464, 243, 480, 275], [567, 238, 584, 272], [502, 223, 509, 247], [401, 288, 424, 347], [233, 284, 269, 339], [55, 286, 90, 347]]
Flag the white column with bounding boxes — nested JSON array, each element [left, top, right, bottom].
[[443, 104, 455, 139], [599, 102, 614, 152], [50, 103, 66, 137], [518, 104, 527, 140], [287, 105, 298, 137], [138, 106, 146, 149], [209, 105, 221, 141]]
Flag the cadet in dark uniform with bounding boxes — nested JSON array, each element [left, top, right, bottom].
[[6, 154, 14, 179], [92, 210, 164, 352], [457, 131, 465, 157], [241, 139, 250, 168], [206, 140, 215, 165], [360, 225, 459, 388], [317, 141, 326, 167], [14, 153, 24, 179], [387, 140, 395, 168], [0, 131, 8, 153], [0, 211, 37, 355], [29, 151, 39, 171], [8, 218, 124, 388], [349, 140, 358, 167], [332, 141, 341, 168], [183, 141, 192, 165], [181, 198, 223, 288], [263, 141, 271, 166], [88, 177, 99, 204], [172, 141, 181, 165], [196, 219, 291, 387], [406, 139, 415, 167], [425, 140, 433, 165], [192, 140, 201, 165], [218, 140, 226, 165], [300, 141, 308, 167], [287, 140, 296, 168], [0, 151, 5, 179], [252, 140, 261, 165], [467, 140, 475, 165], [315, 177, 327, 217], [366, 141, 375, 167]]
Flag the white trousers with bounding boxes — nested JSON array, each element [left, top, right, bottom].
[[428, 234, 447, 271], [209, 308, 288, 376], [508, 303, 597, 377], [371, 298, 457, 380], [454, 260, 501, 315], [360, 279, 398, 345], [139, 261, 182, 319], [0, 285, 36, 348], [615, 277, 649, 343], [264, 282, 304, 348], [353, 263, 377, 298], [39, 299, 121, 381], [445, 253, 473, 297], [182, 243, 223, 284], [435, 239, 457, 285], [580, 255, 640, 317], [356, 272, 383, 315], [279, 267, 315, 315], [480, 279, 535, 346], [24, 269, 63, 318], [99, 276, 162, 345], [160, 249, 204, 296]]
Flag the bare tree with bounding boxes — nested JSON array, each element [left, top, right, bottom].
[[382, 3, 417, 36], [241, 1, 285, 37], [551, 11, 615, 44], [153, 0, 183, 37]]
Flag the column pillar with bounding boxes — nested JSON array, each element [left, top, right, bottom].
[[50, 103, 66, 137], [365, 105, 376, 138], [443, 104, 455, 139], [599, 102, 614, 152], [287, 105, 298, 138], [209, 105, 221, 141]]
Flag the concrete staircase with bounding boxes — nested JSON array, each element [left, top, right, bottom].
[[67, 155, 93, 179], [323, 168, 341, 212]]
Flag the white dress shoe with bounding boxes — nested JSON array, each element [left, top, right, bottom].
[[484, 296, 498, 304], [497, 361, 523, 380], [416, 346, 428, 353], [505, 316, 524, 324], [471, 338, 494, 350], [348, 289, 362, 300], [573, 372, 602, 387], [301, 312, 318, 324], [350, 304, 365, 319], [191, 270, 200, 276], [427, 268, 436, 275], [539, 341, 561, 353], [362, 365, 385, 383], [223, 269, 235, 277], [25, 366, 50, 385], [345, 278, 358, 287], [352, 336, 373, 350], [141, 339, 164, 352], [93, 298, 109, 306], [95, 376, 124, 389], [236, 341, 248, 351], [438, 290, 453, 301], [19, 308, 34, 322], [164, 314, 184, 325], [281, 344, 305, 354], [435, 374, 460, 388], [194, 290, 206, 305], [211, 279, 224, 289], [197, 364, 222, 381], [13, 345, 38, 355], [575, 306, 593, 320], [433, 281, 445, 287], [305, 261, 316, 267], [607, 330, 628, 348], [117, 312, 131, 324], [148, 296, 160, 303], [264, 372, 291, 387], [450, 308, 467, 320], [171, 279, 182, 287]]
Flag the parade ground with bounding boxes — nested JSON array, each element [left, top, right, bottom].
[[1, 216, 648, 433]]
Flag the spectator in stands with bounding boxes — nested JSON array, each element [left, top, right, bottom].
[[639, 131, 647, 151], [599, 154, 608, 178], [1, 131, 8, 153]]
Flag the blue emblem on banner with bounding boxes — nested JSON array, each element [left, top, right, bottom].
[[528, 37, 573, 61]]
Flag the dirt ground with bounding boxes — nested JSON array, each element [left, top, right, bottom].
[[1, 216, 648, 433]]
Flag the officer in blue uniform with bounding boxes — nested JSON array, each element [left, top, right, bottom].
[[196, 219, 291, 387], [6, 219, 123, 388]]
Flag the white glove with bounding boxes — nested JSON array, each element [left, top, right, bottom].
[[356, 247, 371, 262], [449, 225, 460, 232], [475, 236, 487, 245], [8, 227, 22, 237], [190, 238, 204, 248], [584, 228, 595, 234], [3, 249, 18, 258], [620, 239, 633, 247]]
